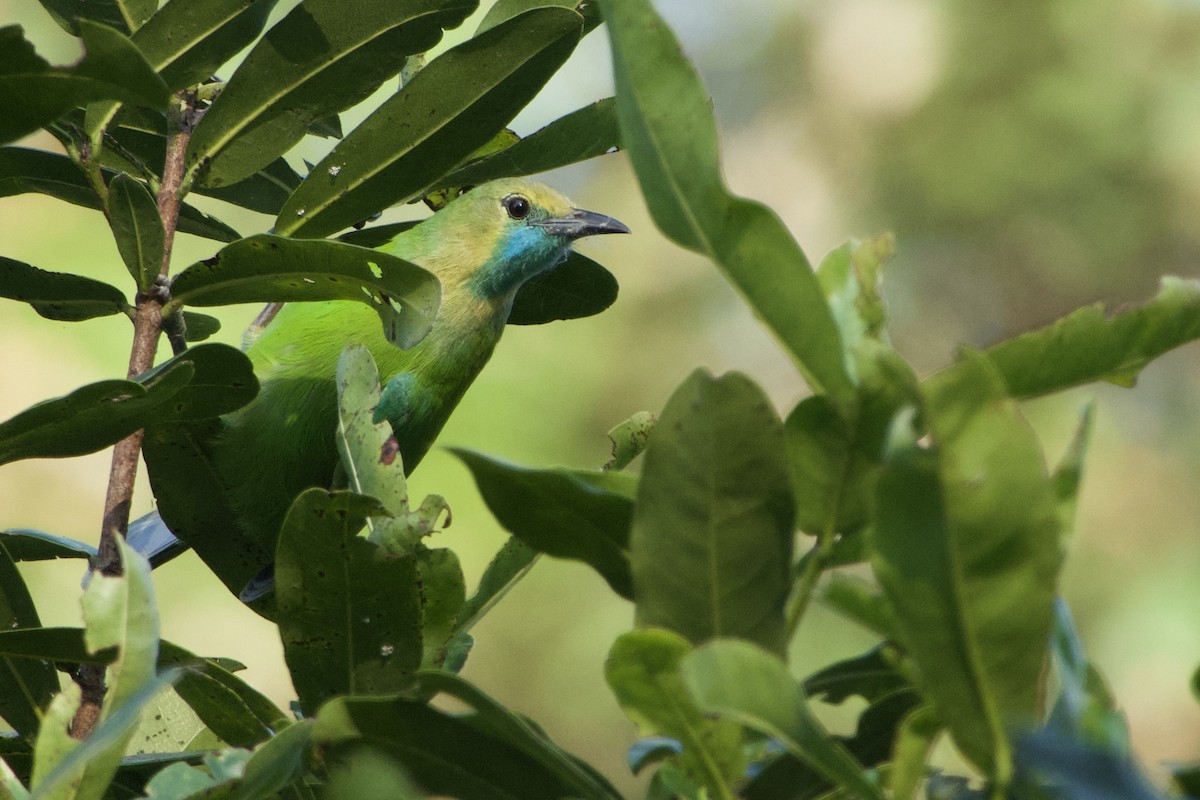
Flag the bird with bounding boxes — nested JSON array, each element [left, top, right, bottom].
[[128, 179, 629, 600]]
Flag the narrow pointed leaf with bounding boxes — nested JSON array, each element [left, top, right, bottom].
[[276, 6, 584, 238], [38, 0, 156, 35], [275, 490, 423, 715], [871, 352, 1060, 780], [0, 543, 58, 740], [0, 257, 129, 321], [131, 0, 281, 91], [107, 173, 165, 291], [682, 639, 884, 800], [963, 276, 1200, 398], [477, 0, 600, 35], [0, 148, 240, 242], [187, 0, 478, 187], [454, 449, 633, 597], [631, 370, 794, 654], [452, 536, 538, 635], [164, 647, 288, 748], [597, 0, 853, 406], [435, 97, 621, 189], [0, 530, 96, 561], [605, 630, 745, 796], [0, 22, 167, 145], [168, 235, 441, 349]]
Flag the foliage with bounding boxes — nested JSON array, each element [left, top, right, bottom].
[[0, 0, 1197, 798]]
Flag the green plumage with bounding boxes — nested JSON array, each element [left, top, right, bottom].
[[210, 179, 627, 553]]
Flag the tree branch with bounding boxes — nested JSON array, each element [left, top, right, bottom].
[[72, 91, 199, 741]]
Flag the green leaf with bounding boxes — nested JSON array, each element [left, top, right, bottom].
[[324, 748, 422, 800], [0, 257, 129, 322], [0, 147, 240, 242], [507, 253, 619, 325], [452, 536, 538, 635], [0, 543, 58, 741], [605, 410, 655, 472], [165, 649, 288, 749], [313, 688, 612, 800], [631, 370, 794, 654], [453, 449, 633, 597], [1046, 599, 1129, 753], [802, 645, 910, 706], [0, 757, 29, 800], [168, 235, 441, 350], [275, 490, 423, 716], [275, 6, 584, 238], [38, 0, 156, 35], [596, 0, 853, 407], [138, 343, 259, 422], [819, 574, 897, 640], [888, 705, 941, 800], [0, 627, 104, 664], [815, 235, 894, 370], [106, 173, 164, 291], [477, 0, 599, 35], [335, 345, 409, 519], [131, 0, 281, 91], [415, 549, 466, 670], [142, 418, 274, 599], [871, 352, 1060, 782], [435, 97, 621, 189], [605, 630, 744, 798], [681, 639, 884, 800], [187, 0, 478, 188], [0, 22, 167, 145], [1053, 404, 1094, 547], [182, 720, 312, 799], [180, 311, 221, 342], [0, 360, 193, 467], [0, 530, 96, 561], [962, 276, 1200, 398]]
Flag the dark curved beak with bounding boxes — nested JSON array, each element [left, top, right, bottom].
[[535, 207, 631, 239]]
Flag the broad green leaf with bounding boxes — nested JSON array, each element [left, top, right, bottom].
[[0, 257, 128, 322], [162, 645, 289, 748], [137, 343, 259, 423], [597, 0, 853, 407], [506, 253, 619, 325], [187, 0, 478, 187], [452, 536, 538, 635], [0, 530, 96, 561], [966, 276, 1200, 398], [0, 148, 240, 242], [168, 235, 441, 349], [38, 0, 156, 35], [275, 6, 584, 238], [0, 22, 167, 145], [0, 543, 58, 740], [275, 490, 423, 715], [324, 748, 422, 800], [631, 370, 794, 654], [453, 449, 634, 598], [131, 0, 280, 91], [477, 0, 600, 35], [889, 705, 941, 800], [605, 630, 744, 798], [136, 761, 219, 799], [142, 419, 274, 598], [435, 97, 621, 189], [871, 352, 1060, 782], [0, 361, 193, 467], [681, 639, 884, 800], [180, 311, 221, 342], [177, 719, 311, 799], [415, 549, 466, 670], [106, 173, 164, 291], [605, 410, 655, 472], [314, 678, 621, 800]]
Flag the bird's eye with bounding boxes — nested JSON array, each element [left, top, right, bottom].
[[503, 194, 531, 220]]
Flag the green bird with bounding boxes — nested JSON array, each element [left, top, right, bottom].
[[130, 179, 629, 598]]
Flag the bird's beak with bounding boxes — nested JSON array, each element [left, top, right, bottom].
[[535, 207, 631, 239]]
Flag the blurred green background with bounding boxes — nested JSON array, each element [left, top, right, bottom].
[[2, 0, 1200, 792]]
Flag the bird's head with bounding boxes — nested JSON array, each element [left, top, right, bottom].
[[424, 179, 629, 300]]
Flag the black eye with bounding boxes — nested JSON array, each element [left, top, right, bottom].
[[503, 194, 531, 220]]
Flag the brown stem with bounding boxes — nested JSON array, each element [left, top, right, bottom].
[[72, 91, 198, 741]]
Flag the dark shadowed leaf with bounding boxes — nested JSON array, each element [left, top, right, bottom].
[[187, 0, 478, 187], [682, 639, 884, 800], [507, 253, 618, 324], [137, 343, 259, 422], [0, 530, 96, 561], [275, 490, 423, 715], [453, 449, 633, 597], [872, 352, 1060, 780], [276, 6, 584, 238], [107, 173, 165, 291], [168, 235, 441, 349], [452, 536, 538, 635], [131, 0, 281, 91], [0, 22, 167, 144], [435, 98, 621, 189], [1014, 731, 1166, 800], [964, 276, 1200, 398], [38, 0, 155, 35], [802, 645, 910, 706], [597, 0, 853, 407], [0, 544, 59, 740], [180, 311, 221, 342], [0, 148, 240, 242], [631, 370, 794, 654], [0, 257, 129, 321]]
